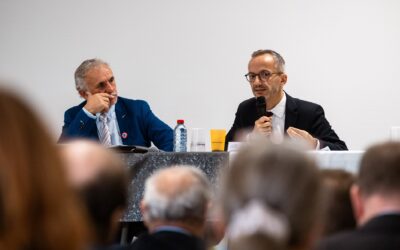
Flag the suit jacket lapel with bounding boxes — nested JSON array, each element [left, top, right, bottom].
[[284, 93, 298, 132], [115, 99, 129, 144]]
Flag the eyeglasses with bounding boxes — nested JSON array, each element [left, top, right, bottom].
[[245, 70, 282, 83]]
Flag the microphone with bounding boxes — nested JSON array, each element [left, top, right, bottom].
[[256, 96, 273, 118]]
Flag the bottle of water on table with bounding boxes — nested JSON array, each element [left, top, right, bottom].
[[173, 119, 187, 152]]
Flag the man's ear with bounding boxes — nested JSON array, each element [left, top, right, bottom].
[[140, 200, 146, 214], [140, 200, 151, 229], [350, 184, 364, 225], [78, 90, 87, 99], [140, 200, 149, 221], [280, 73, 288, 85]]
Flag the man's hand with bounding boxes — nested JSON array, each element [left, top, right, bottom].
[[287, 127, 318, 149], [253, 116, 272, 136], [83, 92, 113, 114]]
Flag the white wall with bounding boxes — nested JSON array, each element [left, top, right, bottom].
[[1, 0, 400, 150]]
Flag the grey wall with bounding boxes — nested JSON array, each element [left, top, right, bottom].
[[1, 0, 400, 150]]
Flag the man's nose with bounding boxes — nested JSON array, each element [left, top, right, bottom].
[[105, 81, 114, 92], [253, 75, 262, 85]]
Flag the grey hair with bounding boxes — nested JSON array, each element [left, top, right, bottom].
[[221, 139, 321, 247], [251, 49, 286, 73], [142, 165, 211, 223], [74, 58, 109, 91]]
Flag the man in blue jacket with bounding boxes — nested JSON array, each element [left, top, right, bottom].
[[59, 59, 173, 151]]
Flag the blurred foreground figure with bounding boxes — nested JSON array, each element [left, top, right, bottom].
[[0, 87, 88, 250], [317, 141, 400, 250], [221, 139, 322, 250], [319, 169, 356, 237], [62, 140, 129, 250], [131, 166, 211, 250]]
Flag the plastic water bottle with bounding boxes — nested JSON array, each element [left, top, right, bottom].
[[173, 119, 187, 152]]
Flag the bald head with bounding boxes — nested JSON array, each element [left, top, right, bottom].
[[61, 140, 124, 187], [61, 140, 128, 244], [151, 167, 205, 198], [142, 166, 211, 227]]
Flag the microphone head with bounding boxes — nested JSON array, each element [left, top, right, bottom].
[[256, 96, 273, 118], [256, 96, 267, 118]]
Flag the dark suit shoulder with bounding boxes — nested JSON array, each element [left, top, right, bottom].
[[117, 97, 151, 110], [65, 100, 86, 114], [316, 215, 400, 250], [315, 230, 355, 250], [238, 97, 256, 108], [130, 231, 205, 250], [288, 95, 323, 112], [286, 94, 326, 127]]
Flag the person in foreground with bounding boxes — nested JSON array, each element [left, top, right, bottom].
[[225, 49, 347, 150], [0, 87, 89, 250], [319, 169, 356, 237], [59, 58, 173, 151], [316, 141, 400, 250], [221, 138, 322, 250], [61, 140, 129, 250], [130, 166, 211, 250]]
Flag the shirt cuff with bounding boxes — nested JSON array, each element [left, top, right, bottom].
[[82, 107, 96, 119]]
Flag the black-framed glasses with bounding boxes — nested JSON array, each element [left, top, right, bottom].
[[245, 70, 282, 83]]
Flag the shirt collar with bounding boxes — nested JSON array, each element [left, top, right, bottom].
[[269, 93, 286, 118], [96, 103, 116, 119]]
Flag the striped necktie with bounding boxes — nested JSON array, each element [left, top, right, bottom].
[[99, 113, 111, 146]]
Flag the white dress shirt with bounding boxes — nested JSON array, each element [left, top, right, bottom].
[[82, 103, 123, 146], [269, 93, 286, 143], [256, 93, 321, 149]]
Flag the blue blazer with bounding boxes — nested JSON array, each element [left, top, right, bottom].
[[59, 97, 173, 151]]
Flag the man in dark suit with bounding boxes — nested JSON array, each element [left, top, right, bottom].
[[130, 166, 210, 250], [226, 49, 347, 150], [59, 59, 173, 151], [316, 141, 400, 250]]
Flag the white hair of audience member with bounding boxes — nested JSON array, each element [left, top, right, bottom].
[[221, 138, 321, 249], [227, 200, 289, 242], [142, 165, 211, 223]]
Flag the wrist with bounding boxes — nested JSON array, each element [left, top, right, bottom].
[[83, 105, 96, 115]]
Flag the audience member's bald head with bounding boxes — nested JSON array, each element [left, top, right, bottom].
[[141, 166, 211, 236], [62, 140, 124, 187], [61, 140, 128, 244]]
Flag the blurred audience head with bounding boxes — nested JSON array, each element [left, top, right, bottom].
[[351, 141, 400, 225], [230, 233, 285, 250], [0, 87, 88, 250], [221, 139, 321, 250], [61, 140, 129, 245], [141, 166, 211, 237], [319, 169, 356, 236]]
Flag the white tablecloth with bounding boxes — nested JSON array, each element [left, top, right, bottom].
[[308, 151, 364, 173], [230, 149, 364, 173]]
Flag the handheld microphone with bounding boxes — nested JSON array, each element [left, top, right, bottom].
[[256, 96, 273, 118]]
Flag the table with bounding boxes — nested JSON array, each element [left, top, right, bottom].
[[119, 152, 228, 222], [120, 150, 363, 222], [308, 150, 364, 173], [117, 150, 364, 243]]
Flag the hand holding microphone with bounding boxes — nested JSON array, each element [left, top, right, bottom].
[[253, 96, 273, 136]]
